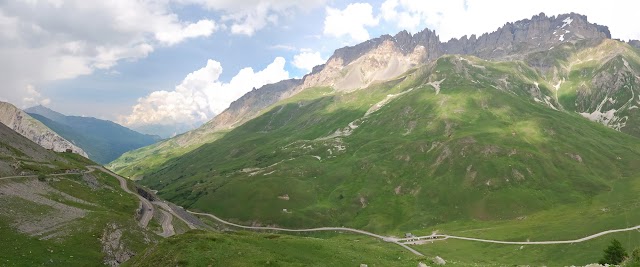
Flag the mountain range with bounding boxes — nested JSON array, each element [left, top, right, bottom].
[[25, 105, 161, 165], [106, 12, 640, 265], [2, 11, 640, 266]]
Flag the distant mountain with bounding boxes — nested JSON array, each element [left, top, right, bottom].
[[108, 78, 303, 178], [130, 123, 198, 139], [0, 101, 87, 157], [26, 105, 160, 165]]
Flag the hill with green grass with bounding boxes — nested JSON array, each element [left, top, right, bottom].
[[106, 13, 640, 266], [126, 230, 424, 267], [135, 51, 640, 235], [0, 122, 158, 266], [26, 105, 160, 165]]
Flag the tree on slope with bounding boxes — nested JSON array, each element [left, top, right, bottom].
[[622, 248, 640, 267], [599, 239, 628, 265]]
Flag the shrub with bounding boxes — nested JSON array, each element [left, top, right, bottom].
[[599, 239, 628, 265]]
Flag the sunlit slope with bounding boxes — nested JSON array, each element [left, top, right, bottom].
[[0, 123, 156, 266], [139, 55, 640, 233], [528, 39, 640, 137], [126, 231, 422, 267]]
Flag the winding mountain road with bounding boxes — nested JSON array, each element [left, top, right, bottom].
[[89, 166, 154, 228], [5, 167, 640, 255], [153, 201, 198, 230], [157, 209, 176, 237], [188, 211, 425, 256], [188, 209, 640, 257], [399, 224, 640, 245], [0, 166, 154, 229]]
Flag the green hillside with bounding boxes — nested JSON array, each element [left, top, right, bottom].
[[136, 53, 640, 238], [0, 123, 157, 266], [26, 106, 160, 164], [126, 231, 423, 267], [0, 122, 92, 176]]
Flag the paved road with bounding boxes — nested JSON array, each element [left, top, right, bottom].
[[6, 168, 640, 252], [399, 224, 640, 245], [153, 201, 198, 230], [188, 211, 424, 257], [90, 166, 154, 228], [157, 209, 176, 237]]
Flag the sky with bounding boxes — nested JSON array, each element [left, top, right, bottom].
[[1, 0, 639, 134]]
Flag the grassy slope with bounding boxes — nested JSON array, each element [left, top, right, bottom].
[[0, 121, 94, 176], [0, 170, 156, 266], [136, 55, 640, 240], [107, 131, 228, 180], [126, 230, 423, 267]]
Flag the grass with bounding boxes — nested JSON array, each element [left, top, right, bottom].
[[0, 169, 157, 266], [413, 231, 640, 266], [132, 55, 640, 237], [125, 230, 425, 267], [110, 40, 640, 265]]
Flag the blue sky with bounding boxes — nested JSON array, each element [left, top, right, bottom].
[[1, 0, 638, 133]]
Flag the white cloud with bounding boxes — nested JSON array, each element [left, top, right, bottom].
[[22, 84, 50, 108], [324, 3, 379, 41], [155, 19, 218, 46], [182, 0, 328, 36], [292, 51, 326, 72], [270, 44, 298, 51], [121, 57, 289, 126], [0, 0, 217, 106]]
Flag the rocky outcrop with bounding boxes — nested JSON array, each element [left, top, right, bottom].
[[301, 13, 610, 92], [101, 223, 134, 267], [628, 40, 640, 49], [302, 29, 438, 91], [444, 12, 610, 59], [0, 102, 87, 157]]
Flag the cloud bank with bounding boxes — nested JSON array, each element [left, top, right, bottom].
[[120, 57, 289, 127]]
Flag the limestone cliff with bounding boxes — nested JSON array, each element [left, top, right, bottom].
[[0, 102, 88, 157]]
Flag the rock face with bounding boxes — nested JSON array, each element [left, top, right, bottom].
[[303, 13, 610, 92], [0, 101, 87, 157], [444, 13, 610, 59], [303, 29, 439, 91], [628, 40, 640, 49]]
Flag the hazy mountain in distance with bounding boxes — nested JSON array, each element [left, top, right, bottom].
[[26, 105, 160, 164]]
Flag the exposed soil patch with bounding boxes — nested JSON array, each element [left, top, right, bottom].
[[0, 179, 89, 237]]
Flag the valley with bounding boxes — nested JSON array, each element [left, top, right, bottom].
[[3, 9, 640, 267]]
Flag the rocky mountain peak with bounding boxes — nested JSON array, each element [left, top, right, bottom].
[[444, 12, 611, 58]]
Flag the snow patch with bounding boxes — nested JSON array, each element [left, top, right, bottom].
[[544, 96, 558, 110], [562, 17, 573, 28], [580, 96, 627, 130], [559, 34, 565, 42], [428, 79, 446, 95], [554, 80, 563, 91], [311, 155, 321, 161]]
